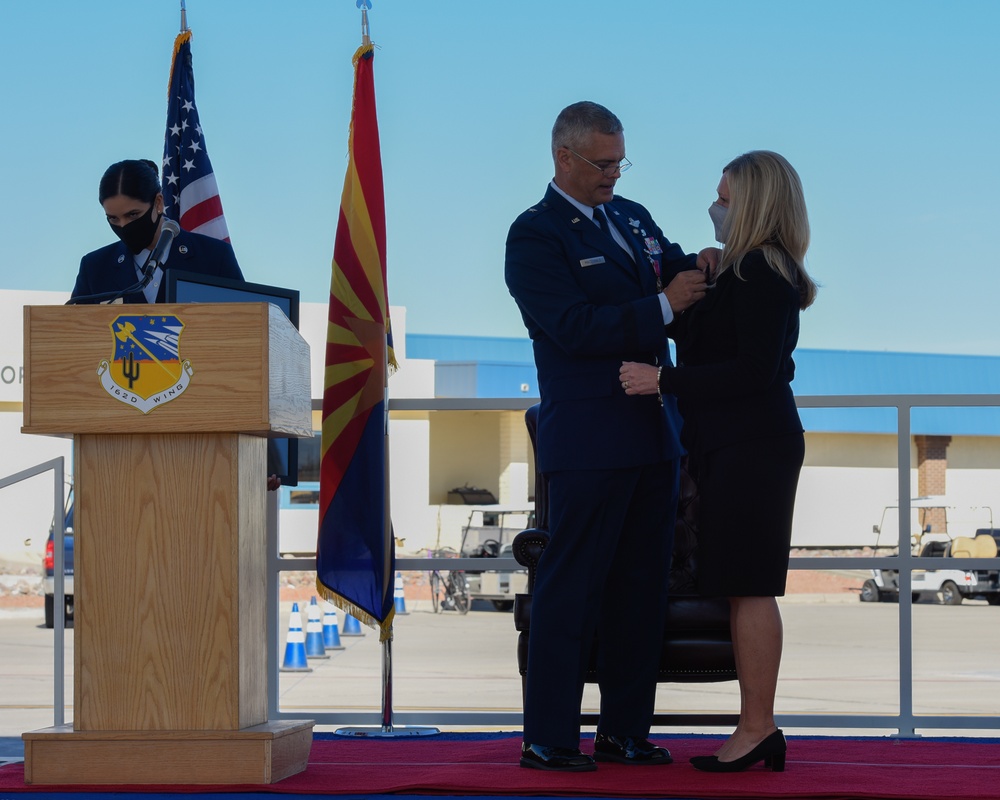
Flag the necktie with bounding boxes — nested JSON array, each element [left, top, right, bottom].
[[593, 206, 611, 233], [593, 205, 637, 265]]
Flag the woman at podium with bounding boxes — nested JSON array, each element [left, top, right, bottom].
[[71, 159, 280, 490], [70, 159, 243, 304]]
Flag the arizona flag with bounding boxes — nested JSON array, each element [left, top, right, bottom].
[[316, 43, 397, 641], [161, 29, 230, 241]]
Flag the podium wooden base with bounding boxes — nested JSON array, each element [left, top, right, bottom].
[[22, 720, 314, 785], [21, 304, 316, 787]]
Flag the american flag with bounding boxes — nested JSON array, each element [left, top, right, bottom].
[[161, 30, 230, 241]]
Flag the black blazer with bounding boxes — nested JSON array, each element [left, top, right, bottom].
[[70, 229, 243, 304], [505, 185, 697, 473], [662, 249, 803, 455]]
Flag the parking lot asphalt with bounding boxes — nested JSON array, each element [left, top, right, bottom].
[[2, 590, 1000, 760]]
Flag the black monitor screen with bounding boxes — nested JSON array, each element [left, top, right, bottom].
[[164, 271, 299, 326], [164, 270, 302, 486]]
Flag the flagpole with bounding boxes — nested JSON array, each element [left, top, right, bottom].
[[382, 377, 394, 732], [331, 2, 436, 738], [361, 2, 370, 47], [179, 0, 188, 32]]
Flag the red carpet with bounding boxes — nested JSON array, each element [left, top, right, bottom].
[[1, 733, 999, 799]]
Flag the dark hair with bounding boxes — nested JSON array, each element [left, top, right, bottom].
[[551, 101, 624, 155], [98, 159, 161, 204]]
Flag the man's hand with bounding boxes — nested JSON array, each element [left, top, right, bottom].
[[664, 269, 707, 313], [696, 247, 722, 278]]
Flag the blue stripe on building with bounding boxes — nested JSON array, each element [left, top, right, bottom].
[[406, 335, 1000, 436]]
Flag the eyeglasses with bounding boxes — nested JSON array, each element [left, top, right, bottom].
[[566, 148, 632, 177]]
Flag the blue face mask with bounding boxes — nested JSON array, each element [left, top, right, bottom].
[[708, 202, 730, 244], [109, 203, 159, 254]]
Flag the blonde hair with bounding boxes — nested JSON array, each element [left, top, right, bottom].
[[718, 150, 817, 309]]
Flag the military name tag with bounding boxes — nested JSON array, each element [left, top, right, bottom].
[[580, 256, 606, 267]]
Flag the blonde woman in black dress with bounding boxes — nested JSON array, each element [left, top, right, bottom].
[[620, 150, 817, 773]]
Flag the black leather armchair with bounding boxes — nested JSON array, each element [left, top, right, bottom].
[[512, 404, 738, 726]]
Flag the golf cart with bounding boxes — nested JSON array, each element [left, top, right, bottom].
[[459, 505, 534, 611], [861, 498, 1000, 605]]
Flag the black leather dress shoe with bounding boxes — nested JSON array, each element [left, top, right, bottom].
[[593, 733, 672, 765], [520, 742, 597, 772]]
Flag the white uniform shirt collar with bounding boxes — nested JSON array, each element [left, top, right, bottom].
[[550, 180, 603, 222], [132, 248, 163, 304], [549, 180, 632, 258]]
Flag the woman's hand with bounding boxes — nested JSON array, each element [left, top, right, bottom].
[[619, 361, 659, 396]]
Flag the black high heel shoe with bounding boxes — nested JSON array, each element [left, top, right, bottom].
[[689, 729, 786, 773]]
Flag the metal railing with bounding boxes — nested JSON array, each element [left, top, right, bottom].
[[0, 457, 67, 726], [22, 395, 1000, 735], [267, 394, 1000, 735], [786, 394, 1000, 735]]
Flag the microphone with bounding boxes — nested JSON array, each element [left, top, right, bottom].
[[139, 219, 181, 286]]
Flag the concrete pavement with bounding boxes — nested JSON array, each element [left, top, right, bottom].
[[3, 594, 1000, 759]]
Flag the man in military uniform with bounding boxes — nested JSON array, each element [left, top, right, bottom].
[[505, 100, 711, 771]]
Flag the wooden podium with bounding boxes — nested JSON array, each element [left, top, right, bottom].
[[20, 303, 315, 785]]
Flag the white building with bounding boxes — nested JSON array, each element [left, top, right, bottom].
[[3, 288, 1000, 568]]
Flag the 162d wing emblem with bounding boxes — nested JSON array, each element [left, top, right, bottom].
[[97, 314, 193, 414]]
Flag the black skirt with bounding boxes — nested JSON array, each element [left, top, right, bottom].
[[691, 432, 805, 597]]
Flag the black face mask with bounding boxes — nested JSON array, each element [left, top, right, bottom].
[[109, 203, 159, 254]]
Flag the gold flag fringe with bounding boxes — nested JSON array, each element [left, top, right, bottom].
[[388, 335, 399, 374], [166, 30, 193, 99], [317, 577, 394, 643]]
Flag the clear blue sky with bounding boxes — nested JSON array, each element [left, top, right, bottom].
[[1, 0, 996, 355]]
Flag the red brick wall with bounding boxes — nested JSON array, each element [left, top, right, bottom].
[[915, 435, 951, 532]]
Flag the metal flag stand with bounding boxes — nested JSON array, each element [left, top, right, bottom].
[[333, 1, 439, 740]]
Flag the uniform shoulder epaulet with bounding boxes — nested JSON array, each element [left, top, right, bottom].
[[521, 200, 553, 222]]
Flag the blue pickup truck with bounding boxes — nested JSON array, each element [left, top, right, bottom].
[[42, 491, 74, 628]]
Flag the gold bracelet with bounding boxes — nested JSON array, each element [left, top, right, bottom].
[[656, 365, 663, 406]]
